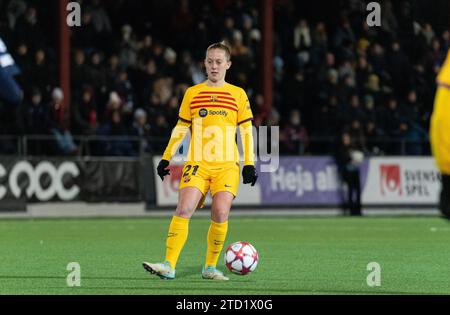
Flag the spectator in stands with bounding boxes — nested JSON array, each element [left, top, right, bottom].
[[90, 0, 112, 34], [6, 0, 27, 30], [251, 94, 267, 127], [161, 47, 178, 79], [220, 17, 236, 43], [338, 72, 357, 102], [393, 119, 428, 156], [349, 119, 367, 154], [280, 109, 309, 155], [105, 53, 120, 90], [131, 108, 152, 154], [364, 120, 385, 155], [30, 48, 55, 95], [135, 58, 158, 107], [313, 95, 340, 147], [137, 35, 154, 66], [14, 6, 45, 51], [117, 24, 139, 68], [241, 13, 261, 54], [386, 40, 410, 98], [334, 17, 356, 49], [24, 87, 49, 155], [13, 41, 31, 90], [230, 30, 254, 80], [97, 110, 136, 156], [317, 52, 336, 84], [362, 94, 379, 124], [104, 90, 123, 123], [72, 85, 98, 135], [335, 130, 363, 216], [383, 96, 403, 142], [165, 95, 181, 127], [347, 94, 366, 125], [310, 22, 328, 65], [293, 19, 312, 53], [170, 0, 194, 50], [403, 89, 421, 123], [318, 68, 339, 107], [150, 113, 171, 153], [72, 7, 98, 51], [114, 66, 135, 125], [442, 30, 450, 52], [86, 50, 107, 93], [363, 73, 382, 104], [355, 56, 370, 87], [90, 0, 113, 52], [368, 43, 387, 78], [72, 49, 89, 94], [380, 0, 398, 34], [48, 87, 78, 155]]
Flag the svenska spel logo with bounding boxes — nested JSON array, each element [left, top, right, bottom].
[[380, 164, 402, 196]]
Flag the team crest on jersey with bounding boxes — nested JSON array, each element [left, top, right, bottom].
[[199, 108, 208, 118], [210, 96, 218, 102]]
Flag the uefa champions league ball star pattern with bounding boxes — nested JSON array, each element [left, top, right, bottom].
[[224, 242, 258, 275]]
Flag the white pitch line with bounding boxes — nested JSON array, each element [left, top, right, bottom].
[[0, 202, 441, 219]]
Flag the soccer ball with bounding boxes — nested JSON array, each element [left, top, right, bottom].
[[224, 241, 258, 275]]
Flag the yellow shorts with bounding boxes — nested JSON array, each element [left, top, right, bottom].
[[430, 87, 450, 175], [178, 162, 240, 208]]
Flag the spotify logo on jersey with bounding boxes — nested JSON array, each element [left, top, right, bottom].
[[199, 108, 208, 118]]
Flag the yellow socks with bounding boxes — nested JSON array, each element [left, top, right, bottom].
[[165, 216, 190, 269], [205, 220, 228, 268], [164, 217, 228, 270]]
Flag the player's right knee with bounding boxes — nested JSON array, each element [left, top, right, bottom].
[[175, 205, 196, 218]]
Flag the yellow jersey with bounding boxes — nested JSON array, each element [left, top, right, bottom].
[[163, 82, 254, 166], [431, 50, 450, 174], [437, 50, 450, 87]]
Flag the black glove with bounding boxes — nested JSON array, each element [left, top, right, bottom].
[[242, 165, 258, 186], [157, 159, 170, 181]]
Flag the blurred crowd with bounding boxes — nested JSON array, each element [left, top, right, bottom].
[[0, 0, 448, 156], [274, 0, 448, 156]]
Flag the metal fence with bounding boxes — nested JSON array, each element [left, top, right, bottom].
[[0, 134, 432, 157]]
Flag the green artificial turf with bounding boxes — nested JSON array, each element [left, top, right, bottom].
[[0, 216, 449, 295]]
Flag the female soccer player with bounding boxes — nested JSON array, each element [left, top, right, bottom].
[[143, 42, 258, 280], [430, 50, 450, 219]]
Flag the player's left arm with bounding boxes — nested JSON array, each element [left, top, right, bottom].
[[237, 89, 257, 185], [239, 120, 255, 166]]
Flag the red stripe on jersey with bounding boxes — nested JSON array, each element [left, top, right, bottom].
[[178, 116, 191, 123], [438, 81, 450, 90], [191, 105, 238, 112], [238, 118, 253, 125], [198, 91, 232, 95], [218, 96, 237, 101], [190, 100, 237, 107]]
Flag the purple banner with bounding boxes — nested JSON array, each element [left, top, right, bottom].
[[257, 157, 369, 205]]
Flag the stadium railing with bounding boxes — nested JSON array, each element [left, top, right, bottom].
[[0, 135, 432, 157]]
